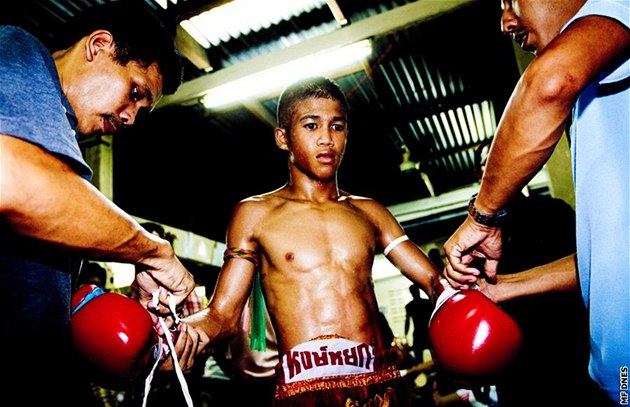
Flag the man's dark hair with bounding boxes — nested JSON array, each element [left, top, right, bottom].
[[57, 1, 183, 95], [277, 76, 348, 129]]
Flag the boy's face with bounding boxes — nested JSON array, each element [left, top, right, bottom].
[[277, 97, 348, 182]]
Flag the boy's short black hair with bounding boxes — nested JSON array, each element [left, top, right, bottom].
[[277, 76, 348, 129], [57, 1, 183, 95]]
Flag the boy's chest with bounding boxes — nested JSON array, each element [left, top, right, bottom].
[[258, 204, 376, 267]]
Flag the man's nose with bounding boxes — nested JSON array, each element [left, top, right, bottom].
[[120, 105, 141, 126]]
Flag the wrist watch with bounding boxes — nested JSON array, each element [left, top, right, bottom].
[[467, 193, 507, 227]]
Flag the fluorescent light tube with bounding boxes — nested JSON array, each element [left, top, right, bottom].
[[201, 39, 372, 109]]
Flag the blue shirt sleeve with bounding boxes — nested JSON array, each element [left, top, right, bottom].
[[562, 0, 630, 84], [0, 25, 92, 179]]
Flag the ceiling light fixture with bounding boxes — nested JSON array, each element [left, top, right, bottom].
[[180, 0, 328, 49], [200, 39, 372, 109]]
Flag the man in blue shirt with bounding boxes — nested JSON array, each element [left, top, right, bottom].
[[444, 1, 629, 405], [0, 3, 203, 403]]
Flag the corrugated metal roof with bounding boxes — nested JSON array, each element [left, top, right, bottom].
[[3, 0, 522, 242]]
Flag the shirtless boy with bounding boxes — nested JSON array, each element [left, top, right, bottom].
[[185, 76, 442, 406]]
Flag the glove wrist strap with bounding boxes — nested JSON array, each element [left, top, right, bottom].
[[430, 279, 459, 321]]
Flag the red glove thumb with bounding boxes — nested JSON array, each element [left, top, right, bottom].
[[428, 279, 523, 384]]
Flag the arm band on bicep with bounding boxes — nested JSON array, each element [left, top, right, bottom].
[[223, 247, 260, 267], [222, 247, 266, 351], [383, 235, 410, 256]]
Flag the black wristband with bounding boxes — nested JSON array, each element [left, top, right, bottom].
[[467, 193, 507, 227]]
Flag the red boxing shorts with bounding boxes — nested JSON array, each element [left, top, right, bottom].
[[273, 335, 411, 406]]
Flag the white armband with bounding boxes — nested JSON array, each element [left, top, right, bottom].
[[383, 235, 410, 256]]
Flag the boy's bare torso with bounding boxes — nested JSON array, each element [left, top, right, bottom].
[[246, 190, 385, 354]]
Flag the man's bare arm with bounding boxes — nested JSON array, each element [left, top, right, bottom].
[[1, 135, 194, 309], [477, 16, 630, 214], [2, 135, 166, 260], [486, 254, 579, 304]]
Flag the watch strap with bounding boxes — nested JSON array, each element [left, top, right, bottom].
[[467, 193, 507, 227]]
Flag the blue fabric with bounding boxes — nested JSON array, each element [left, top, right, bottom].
[[0, 25, 92, 178], [563, 0, 630, 402]]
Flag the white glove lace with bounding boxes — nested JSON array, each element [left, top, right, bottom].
[[142, 291, 193, 407]]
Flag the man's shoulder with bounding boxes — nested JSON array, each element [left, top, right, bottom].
[[1, 25, 36, 41], [0, 26, 49, 59], [579, 0, 629, 23], [0, 26, 57, 92]]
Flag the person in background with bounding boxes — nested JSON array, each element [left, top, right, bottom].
[[0, 2, 201, 404], [379, 311, 415, 373], [443, 1, 629, 404], [404, 284, 433, 363], [182, 76, 443, 406], [377, 311, 396, 349]]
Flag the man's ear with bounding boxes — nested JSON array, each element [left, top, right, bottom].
[[275, 127, 289, 151], [85, 30, 115, 62]]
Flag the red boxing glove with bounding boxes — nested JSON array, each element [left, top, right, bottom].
[[428, 279, 523, 384], [71, 284, 162, 389]]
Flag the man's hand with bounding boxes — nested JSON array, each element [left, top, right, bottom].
[[133, 256, 195, 321], [475, 276, 499, 303], [443, 215, 503, 289]]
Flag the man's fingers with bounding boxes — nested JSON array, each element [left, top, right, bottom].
[[444, 263, 478, 288], [484, 259, 499, 283]]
